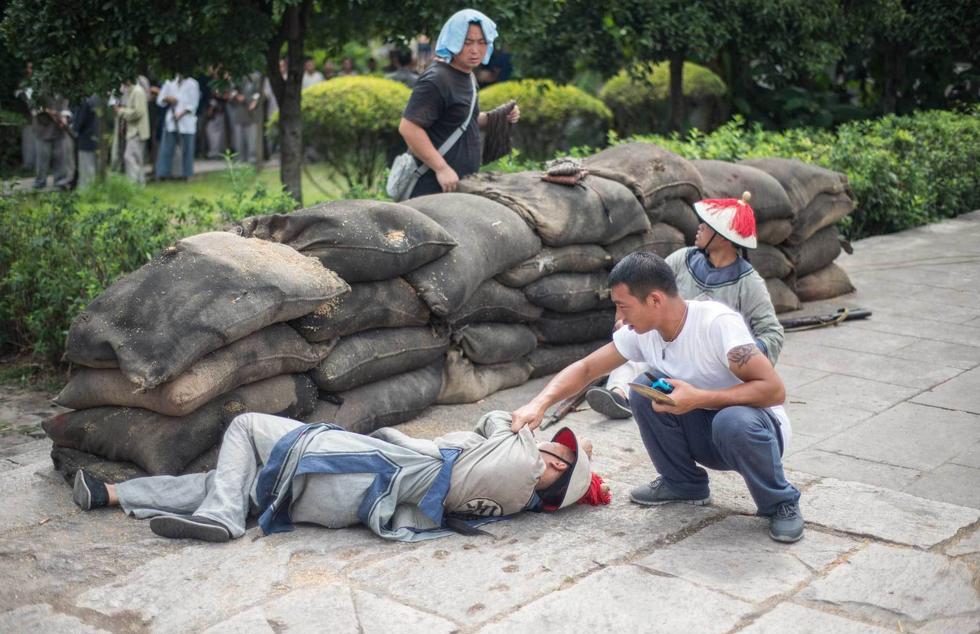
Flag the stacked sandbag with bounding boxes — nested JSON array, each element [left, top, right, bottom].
[[583, 142, 703, 255], [692, 158, 857, 310], [455, 172, 652, 394]]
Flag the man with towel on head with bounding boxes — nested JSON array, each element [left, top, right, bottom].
[[398, 8, 521, 198], [71, 410, 610, 542]]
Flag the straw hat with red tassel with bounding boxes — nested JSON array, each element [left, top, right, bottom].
[[693, 191, 758, 249]]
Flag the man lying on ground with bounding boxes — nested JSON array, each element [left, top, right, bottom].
[[72, 410, 609, 542]]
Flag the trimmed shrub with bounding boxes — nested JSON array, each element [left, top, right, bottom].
[[480, 80, 612, 160], [599, 62, 727, 136], [296, 76, 411, 189], [631, 108, 980, 240]]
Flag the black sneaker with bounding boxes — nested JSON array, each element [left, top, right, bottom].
[[769, 502, 805, 543], [72, 470, 109, 511], [150, 515, 232, 543], [629, 477, 710, 506], [586, 387, 632, 419]]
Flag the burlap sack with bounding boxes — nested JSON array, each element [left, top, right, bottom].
[[55, 324, 333, 416], [738, 158, 851, 214], [692, 159, 794, 223], [291, 277, 429, 342], [532, 309, 616, 345], [606, 223, 686, 262], [453, 323, 538, 365], [795, 263, 855, 302], [497, 245, 613, 288], [403, 193, 542, 316], [65, 232, 348, 389], [786, 192, 854, 247], [765, 278, 802, 313], [528, 340, 608, 378], [658, 198, 700, 244], [457, 172, 650, 246], [749, 244, 794, 280], [523, 272, 611, 313], [781, 225, 843, 278], [448, 279, 544, 326], [305, 362, 444, 434], [312, 327, 450, 392], [756, 219, 794, 245], [43, 374, 318, 475], [50, 446, 146, 484], [437, 349, 533, 404], [233, 199, 457, 282], [582, 142, 704, 210]]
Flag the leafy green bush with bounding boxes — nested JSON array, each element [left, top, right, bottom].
[[599, 62, 727, 136], [631, 108, 980, 239], [0, 109, 27, 175], [480, 80, 612, 160], [0, 174, 295, 363], [296, 76, 411, 189]]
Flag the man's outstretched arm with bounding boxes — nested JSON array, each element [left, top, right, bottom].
[[511, 342, 626, 432]]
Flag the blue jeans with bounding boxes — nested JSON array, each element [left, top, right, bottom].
[[155, 130, 195, 178], [629, 381, 799, 516]]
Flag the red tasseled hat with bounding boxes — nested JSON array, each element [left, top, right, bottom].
[[693, 191, 758, 249], [577, 472, 612, 506]]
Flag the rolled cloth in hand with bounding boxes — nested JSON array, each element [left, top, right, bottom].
[[482, 100, 516, 164]]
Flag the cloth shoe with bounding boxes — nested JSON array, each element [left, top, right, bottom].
[[72, 470, 109, 511], [629, 477, 710, 506], [150, 515, 231, 543], [586, 387, 632, 419], [768, 502, 804, 543]]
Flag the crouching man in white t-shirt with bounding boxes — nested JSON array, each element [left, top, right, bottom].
[[511, 251, 803, 543]]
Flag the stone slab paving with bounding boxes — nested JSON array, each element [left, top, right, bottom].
[[798, 543, 980, 631], [803, 478, 979, 547], [477, 565, 754, 633], [636, 516, 860, 603], [739, 603, 897, 634], [0, 212, 979, 631]]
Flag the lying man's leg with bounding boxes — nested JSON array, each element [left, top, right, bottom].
[[711, 406, 803, 542]]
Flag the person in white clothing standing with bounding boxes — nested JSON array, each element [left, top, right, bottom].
[[155, 75, 200, 180]]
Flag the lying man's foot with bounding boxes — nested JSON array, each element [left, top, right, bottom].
[[768, 501, 804, 543], [630, 477, 710, 506], [586, 387, 632, 419], [72, 470, 109, 510], [150, 515, 231, 543]]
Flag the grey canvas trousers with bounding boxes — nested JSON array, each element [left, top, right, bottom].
[[115, 413, 303, 538]]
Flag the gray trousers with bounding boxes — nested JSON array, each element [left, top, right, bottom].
[[33, 137, 66, 188], [233, 122, 257, 163], [115, 413, 303, 538], [77, 151, 97, 189], [124, 137, 145, 184]]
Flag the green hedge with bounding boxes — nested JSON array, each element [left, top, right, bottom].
[[0, 109, 27, 175], [632, 108, 980, 240], [599, 62, 727, 136], [0, 176, 295, 363], [480, 79, 612, 160], [297, 76, 411, 189]]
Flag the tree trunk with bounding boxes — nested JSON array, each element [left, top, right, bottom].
[[669, 54, 685, 132], [266, 0, 310, 205]]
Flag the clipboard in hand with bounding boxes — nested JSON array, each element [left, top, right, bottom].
[[628, 382, 676, 406]]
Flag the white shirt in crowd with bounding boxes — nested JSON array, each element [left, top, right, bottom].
[[613, 299, 792, 448], [302, 71, 325, 90], [156, 76, 200, 135]]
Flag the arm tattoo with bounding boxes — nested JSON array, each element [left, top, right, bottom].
[[727, 344, 760, 368]]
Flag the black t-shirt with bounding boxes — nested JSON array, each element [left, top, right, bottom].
[[403, 61, 480, 193]]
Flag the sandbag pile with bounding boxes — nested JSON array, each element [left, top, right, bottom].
[[48, 144, 856, 484], [693, 158, 856, 312]]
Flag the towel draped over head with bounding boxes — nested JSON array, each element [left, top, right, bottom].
[[435, 9, 497, 65]]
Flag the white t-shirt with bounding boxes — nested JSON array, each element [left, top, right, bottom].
[[613, 299, 792, 447]]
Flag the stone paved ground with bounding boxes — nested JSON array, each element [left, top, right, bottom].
[[1, 212, 978, 633]]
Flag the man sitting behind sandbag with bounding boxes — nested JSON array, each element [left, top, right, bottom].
[[587, 193, 784, 419], [71, 411, 609, 543]]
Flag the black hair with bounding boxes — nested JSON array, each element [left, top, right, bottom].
[[607, 251, 678, 300], [397, 48, 412, 67]]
